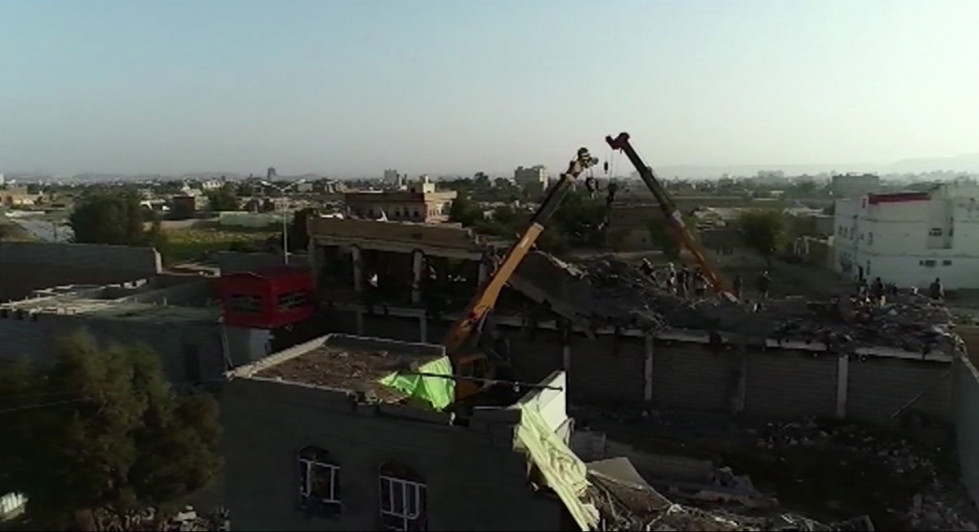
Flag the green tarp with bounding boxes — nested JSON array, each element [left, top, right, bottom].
[[379, 356, 455, 410]]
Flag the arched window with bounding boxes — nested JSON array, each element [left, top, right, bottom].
[[379, 461, 426, 530], [298, 446, 341, 516]]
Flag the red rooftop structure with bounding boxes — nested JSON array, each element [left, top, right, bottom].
[[216, 266, 315, 329]]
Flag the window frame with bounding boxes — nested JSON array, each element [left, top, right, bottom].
[[298, 447, 341, 517]]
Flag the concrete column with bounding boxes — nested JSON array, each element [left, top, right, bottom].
[[307, 241, 321, 286], [836, 354, 850, 419], [351, 245, 363, 292], [419, 314, 428, 343], [644, 334, 654, 403], [355, 310, 365, 335], [735, 352, 748, 413], [478, 255, 490, 285], [411, 249, 424, 304]]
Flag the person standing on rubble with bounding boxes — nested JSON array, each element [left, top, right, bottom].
[[871, 277, 886, 306], [929, 277, 944, 300], [732, 274, 744, 300], [677, 267, 689, 298], [757, 271, 771, 300], [693, 269, 707, 298]]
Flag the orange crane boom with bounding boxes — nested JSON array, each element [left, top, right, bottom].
[[442, 148, 599, 357], [606, 132, 734, 300]]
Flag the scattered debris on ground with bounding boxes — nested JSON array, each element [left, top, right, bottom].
[[91, 506, 230, 531], [752, 418, 976, 531], [514, 253, 962, 355]]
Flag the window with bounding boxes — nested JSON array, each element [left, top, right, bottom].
[[229, 293, 262, 314], [277, 290, 308, 312], [929, 228, 943, 236], [923, 259, 936, 268], [868, 232, 873, 245], [943, 260, 952, 266], [379, 462, 427, 531], [299, 446, 341, 517]]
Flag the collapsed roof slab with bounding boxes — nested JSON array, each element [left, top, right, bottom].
[[308, 218, 506, 259]]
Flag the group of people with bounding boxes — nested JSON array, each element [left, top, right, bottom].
[[855, 275, 945, 307], [639, 259, 773, 301]]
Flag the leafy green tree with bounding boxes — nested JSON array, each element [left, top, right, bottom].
[[69, 193, 162, 247], [0, 331, 221, 530], [551, 189, 607, 247], [448, 193, 484, 227], [739, 209, 787, 265], [205, 186, 240, 212]]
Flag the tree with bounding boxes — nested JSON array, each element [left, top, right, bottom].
[[739, 209, 787, 265], [0, 331, 221, 530], [205, 186, 239, 212], [69, 193, 162, 247], [448, 194, 484, 227]]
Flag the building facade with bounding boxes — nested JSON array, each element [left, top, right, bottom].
[[833, 183, 979, 289], [514, 166, 548, 189], [344, 189, 457, 223], [221, 334, 588, 531], [831, 173, 880, 198]]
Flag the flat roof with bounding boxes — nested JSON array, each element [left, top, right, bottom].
[[250, 334, 448, 406]]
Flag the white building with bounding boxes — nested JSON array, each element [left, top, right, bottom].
[[833, 183, 979, 289], [514, 165, 548, 188]]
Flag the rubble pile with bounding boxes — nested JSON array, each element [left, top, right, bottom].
[[590, 476, 874, 531], [755, 418, 977, 532], [518, 253, 962, 354]]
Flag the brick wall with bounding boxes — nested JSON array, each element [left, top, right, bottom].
[[954, 353, 979, 509], [745, 350, 838, 419], [221, 379, 563, 531]]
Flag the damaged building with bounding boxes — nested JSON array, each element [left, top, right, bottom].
[[303, 217, 958, 430]]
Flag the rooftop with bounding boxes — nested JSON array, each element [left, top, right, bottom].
[[0, 278, 218, 323], [240, 334, 454, 409]]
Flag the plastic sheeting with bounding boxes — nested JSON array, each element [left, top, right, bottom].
[[379, 356, 456, 410]]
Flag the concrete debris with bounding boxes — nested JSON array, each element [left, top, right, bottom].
[[590, 472, 874, 531], [755, 418, 976, 532], [93, 506, 230, 531], [513, 253, 962, 354]]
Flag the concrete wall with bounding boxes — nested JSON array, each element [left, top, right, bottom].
[[0, 314, 225, 384], [221, 378, 564, 531], [214, 251, 307, 274], [0, 242, 161, 302], [318, 307, 954, 426]]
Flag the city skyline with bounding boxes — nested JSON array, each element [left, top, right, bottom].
[[1, 0, 977, 176]]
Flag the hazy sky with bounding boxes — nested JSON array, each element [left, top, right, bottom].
[[1, 0, 977, 177]]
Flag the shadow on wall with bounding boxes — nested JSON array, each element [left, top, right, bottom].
[[954, 351, 979, 510]]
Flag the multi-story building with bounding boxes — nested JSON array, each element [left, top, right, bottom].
[[831, 173, 880, 198], [514, 165, 548, 189], [833, 183, 979, 289], [344, 183, 456, 223], [383, 169, 404, 188], [221, 333, 595, 531]]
